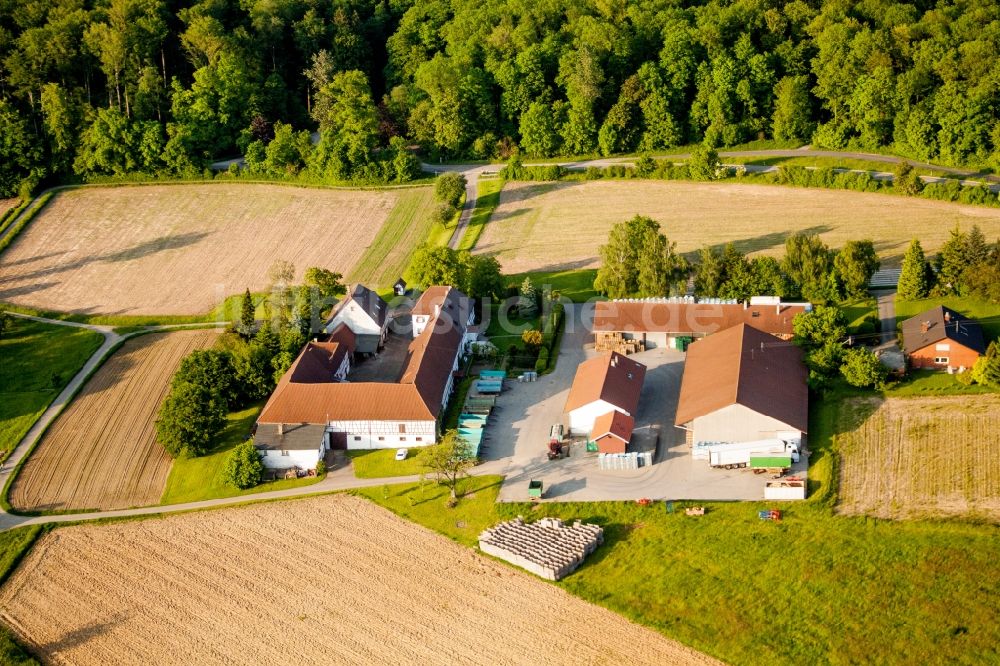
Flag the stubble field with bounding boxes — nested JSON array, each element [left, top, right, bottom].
[[0, 184, 430, 315], [475, 181, 1000, 273], [9, 329, 220, 512], [836, 396, 1000, 520], [0, 495, 718, 666]]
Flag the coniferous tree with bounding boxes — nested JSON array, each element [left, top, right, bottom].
[[898, 239, 932, 300]]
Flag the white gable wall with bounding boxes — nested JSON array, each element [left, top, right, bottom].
[[690, 403, 801, 444], [326, 301, 384, 337], [567, 400, 625, 436]]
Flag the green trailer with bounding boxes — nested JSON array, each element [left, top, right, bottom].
[[749, 455, 792, 471], [528, 479, 543, 500]]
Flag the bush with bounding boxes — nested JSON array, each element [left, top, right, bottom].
[[316, 460, 327, 476], [223, 441, 265, 489], [521, 329, 543, 348], [535, 346, 549, 373]]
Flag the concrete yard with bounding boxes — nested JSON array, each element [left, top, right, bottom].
[[486, 304, 808, 502]]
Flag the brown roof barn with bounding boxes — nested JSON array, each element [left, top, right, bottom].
[[675, 323, 808, 434], [593, 299, 808, 340], [565, 352, 647, 415], [259, 293, 468, 425]]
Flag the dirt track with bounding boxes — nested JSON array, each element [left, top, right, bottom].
[[0, 495, 719, 666], [837, 396, 1000, 520], [9, 329, 220, 512], [0, 184, 400, 315], [476, 180, 1000, 272]]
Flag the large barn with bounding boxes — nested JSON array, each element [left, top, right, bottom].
[[900, 305, 985, 372], [593, 296, 810, 351], [674, 324, 808, 446]]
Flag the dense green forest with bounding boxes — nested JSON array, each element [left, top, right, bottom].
[[1, 0, 998, 196]]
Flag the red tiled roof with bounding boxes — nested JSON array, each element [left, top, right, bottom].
[[674, 324, 808, 432], [593, 301, 807, 338], [258, 291, 464, 425], [565, 352, 646, 415], [590, 410, 634, 443]]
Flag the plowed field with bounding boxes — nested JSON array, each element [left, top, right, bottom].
[[0, 495, 718, 666], [9, 329, 220, 512], [476, 180, 1000, 272], [837, 396, 1000, 520], [0, 184, 415, 315]]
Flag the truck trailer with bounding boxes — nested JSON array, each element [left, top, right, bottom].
[[707, 439, 800, 470]]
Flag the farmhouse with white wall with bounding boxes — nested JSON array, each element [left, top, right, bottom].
[[564, 352, 646, 442], [324, 284, 390, 354], [674, 323, 808, 446], [255, 286, 473, 467]]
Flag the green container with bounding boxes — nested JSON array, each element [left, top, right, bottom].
[[586, 441, 598, 452], [749, 455, 792, 469], [675, 336, 694, 351]]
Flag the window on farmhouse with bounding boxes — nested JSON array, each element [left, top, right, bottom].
[[281, 450, 289, 456], [400, 437, 407, 442], [353, 436, 361, 441], [415, 437, 423, 442], [378, 436, 385, 441], [934, 357, 949, 364], [398, 424, 406, 433]]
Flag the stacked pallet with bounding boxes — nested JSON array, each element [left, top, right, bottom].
[[594, 332, 644, 355], [478, 517, 603, 581]]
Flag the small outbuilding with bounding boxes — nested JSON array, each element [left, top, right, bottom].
[[393, 278, 407, 296], [900, 305, 985, 371], [254, 423, 326, 470], [589, 410, 635, 454], [564, 352, 646, 436]]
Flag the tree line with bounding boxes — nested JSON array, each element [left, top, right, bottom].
[[3, 0, 999, 197], [594, 216, 882, 305]]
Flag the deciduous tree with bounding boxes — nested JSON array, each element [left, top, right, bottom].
[[420, 430, 475, 501], [223, 441, 264, 489], [156, 381, 227, 458]]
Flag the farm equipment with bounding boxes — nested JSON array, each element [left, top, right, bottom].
[[684, 506, 706, 516], [758, 509, 782, 522], [749, 455, 793, 476], [528, 480, 544, 500], [547, 441, 564, 460]]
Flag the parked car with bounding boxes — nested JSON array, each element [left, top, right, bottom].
[[395, 448, 408, 461]]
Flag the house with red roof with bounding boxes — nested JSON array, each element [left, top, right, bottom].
[[564, 352, 646, 451], [255, 286, 472, 468]]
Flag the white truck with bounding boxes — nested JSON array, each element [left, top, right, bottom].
[[707, 439, 800, 470]]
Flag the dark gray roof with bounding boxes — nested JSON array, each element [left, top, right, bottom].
[[254, 423, 325, 451], [900, 306, 986, 356], [330, 284, 389, 329]]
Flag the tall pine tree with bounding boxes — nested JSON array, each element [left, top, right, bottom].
[[935, 225, 968, 294], [898, 239, 932, 300]]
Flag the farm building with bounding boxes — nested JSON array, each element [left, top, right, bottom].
[[411, 285, 476, 340], [674, 324, 808, 446], [254, 423, 326, 470], [256, 286, 473, 464], [900, 306, 985, 371], [588, 410, 635, 454], [564, 352, 646, 438], [324, 284, 390, 354], [393, 277, 407, 296], [593, 296, 810, 353]]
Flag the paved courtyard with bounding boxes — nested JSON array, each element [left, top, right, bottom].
[[484, 304, 808, 502]]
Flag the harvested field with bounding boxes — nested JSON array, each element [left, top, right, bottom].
[[836, 396, 1000, 521], [476, 181, 1000, 273], [0, 198, 17, 217], [9, 329, 220, 512], [0, 184, 431, 315], [0, 495, 718, 666]]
